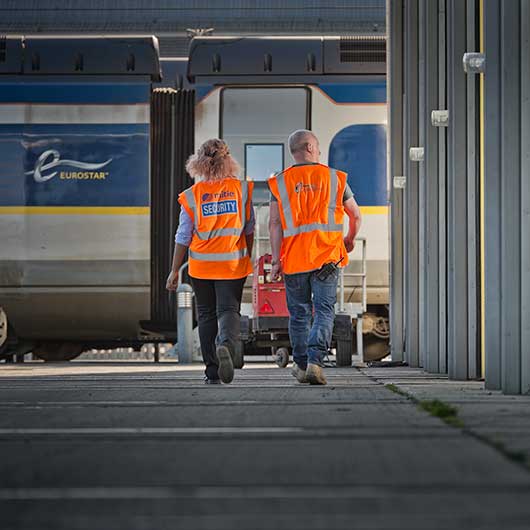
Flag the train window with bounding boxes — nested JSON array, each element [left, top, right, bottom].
[[220, 87, 309, 192], [244, 143, 284, 182]]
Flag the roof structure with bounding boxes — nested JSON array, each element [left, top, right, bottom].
[[1, 1, 386, 56]]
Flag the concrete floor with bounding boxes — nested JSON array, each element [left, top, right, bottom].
[[1, 362, 530, 529]]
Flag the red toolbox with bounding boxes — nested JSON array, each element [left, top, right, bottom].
[[252, 254, 289, 318]]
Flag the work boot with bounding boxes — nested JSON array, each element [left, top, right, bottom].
[[291, 364, 308, 383], [203, 376, 221, 385], [305, 364, 327, 385], [216, 345, 234, 384]]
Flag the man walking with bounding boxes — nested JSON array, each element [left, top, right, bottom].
[[268, 130, 362, 385]]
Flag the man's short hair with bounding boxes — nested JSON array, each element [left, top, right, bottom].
[[288, 129, 318, 154]]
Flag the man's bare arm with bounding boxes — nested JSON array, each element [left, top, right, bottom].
[[343, 197, 362, 252]]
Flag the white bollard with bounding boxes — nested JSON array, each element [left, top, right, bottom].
[[177, 283, 194, 364]]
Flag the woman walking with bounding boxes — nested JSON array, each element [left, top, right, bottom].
[[166, 139, 254, 384]]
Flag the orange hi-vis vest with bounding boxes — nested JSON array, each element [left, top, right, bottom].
[[268, 163, 348, 275], [178, 177, 254, 280]]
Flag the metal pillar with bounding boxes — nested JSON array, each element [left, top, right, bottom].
[[483, 0, 502, 389], [388, 0, 405, 362], [438, 0, 448, 374], [417, 0, 426, 369], [465, 0, 479, 380], [521, 0, 530, 394], [177, 283, 194, 364], [404, 0, 420, 367], [482, 0, 530, 394], [499, 1, 522, 394], [423, 0, 442, 373], [447, 0, 471, 380]]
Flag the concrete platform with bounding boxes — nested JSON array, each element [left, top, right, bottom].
[[362, 365, 530, 468], [1, 362, 530, 529]]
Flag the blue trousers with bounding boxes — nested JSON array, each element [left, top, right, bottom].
[[284, 268, 338, 369]]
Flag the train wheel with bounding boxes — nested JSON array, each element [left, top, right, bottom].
[[33, 342, 84, 362], [0, 308, 8, 356], [363, 335, 390, 362], [275, 347, 290, 368], [233, 341, 244, 369]]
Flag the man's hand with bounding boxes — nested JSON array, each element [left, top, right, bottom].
[[166, 270, 179, 291], [343, 198, 361, 253], [344, 237, 355, 253], [271, 261, 282, 282]]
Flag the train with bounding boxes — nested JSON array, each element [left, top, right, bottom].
[[0, 34, 389, 362]]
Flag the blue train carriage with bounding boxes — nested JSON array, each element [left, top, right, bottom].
[[186, 36, 390, 360], [0, 36, 161, 361]]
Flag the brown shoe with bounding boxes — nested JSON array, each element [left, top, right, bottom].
[[216, 345, 234, 384], [305, 364, 327, 385], [291, 364, 308, 383]]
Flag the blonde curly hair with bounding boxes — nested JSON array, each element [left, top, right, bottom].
[[186, 138, 241, 181]]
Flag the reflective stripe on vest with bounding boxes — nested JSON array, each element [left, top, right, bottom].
[[275, 168, 343, 237], [189, 248, 248, 262], [184, 181, 248, 240]]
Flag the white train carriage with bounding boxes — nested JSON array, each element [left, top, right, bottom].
[[0, 35, 389, 361], [0, 36, 160, 360], [187, 36, 390, 358]]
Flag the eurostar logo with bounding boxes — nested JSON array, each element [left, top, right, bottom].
[[25, 149, 112, 183]]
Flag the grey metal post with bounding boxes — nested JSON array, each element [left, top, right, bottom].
[[500, 0, 522, 394], [423, 0, 441, 373], [177, 283, 194, 364], [465, 0, 479, 379], [483, 0, 502, 389], [387, 0, 405, 362], [404, 0, 420, 367], [447, 0, 470, 380], [357, 316, 363, 359], [521, 0, 530, 394], [417, 0, 426, 369], [438, 0, 448, 374]]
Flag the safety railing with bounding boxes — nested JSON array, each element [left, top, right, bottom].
[[338, 237, 367, 315]]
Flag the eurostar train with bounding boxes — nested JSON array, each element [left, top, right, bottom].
[[0, 35, 389, 361]]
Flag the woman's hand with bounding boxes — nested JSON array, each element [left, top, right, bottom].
[[166, 270, 179, 291]]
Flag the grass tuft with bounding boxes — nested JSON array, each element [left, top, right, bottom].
[[385, 383, 410, 398], [383, 382, 529, 469], [419, 399, 464, 428]]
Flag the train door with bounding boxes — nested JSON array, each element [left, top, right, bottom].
[[220, 87, 310, 205]]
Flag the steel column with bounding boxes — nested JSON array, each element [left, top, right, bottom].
[[388, 0, 405, 362], [404, 0, 420, 367], [483, 0, 502, 389], [423, 0, 441, 373], [500, 1, 522, 394], [521, 0, 530, 394], [417, 0, 426, 368], [447, 0, 470, 380], [466, 0, 479, 379], [438, 0, 448, 374]]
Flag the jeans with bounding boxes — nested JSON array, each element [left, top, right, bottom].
[[284, 268, 338, 369], [190, 276, 246, 380]]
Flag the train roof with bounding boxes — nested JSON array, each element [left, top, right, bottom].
[[187, 35, 386, 83], [0, 35, 161, 80]]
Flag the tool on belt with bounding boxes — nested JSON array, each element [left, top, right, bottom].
[[316, 257, 344, 281]]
